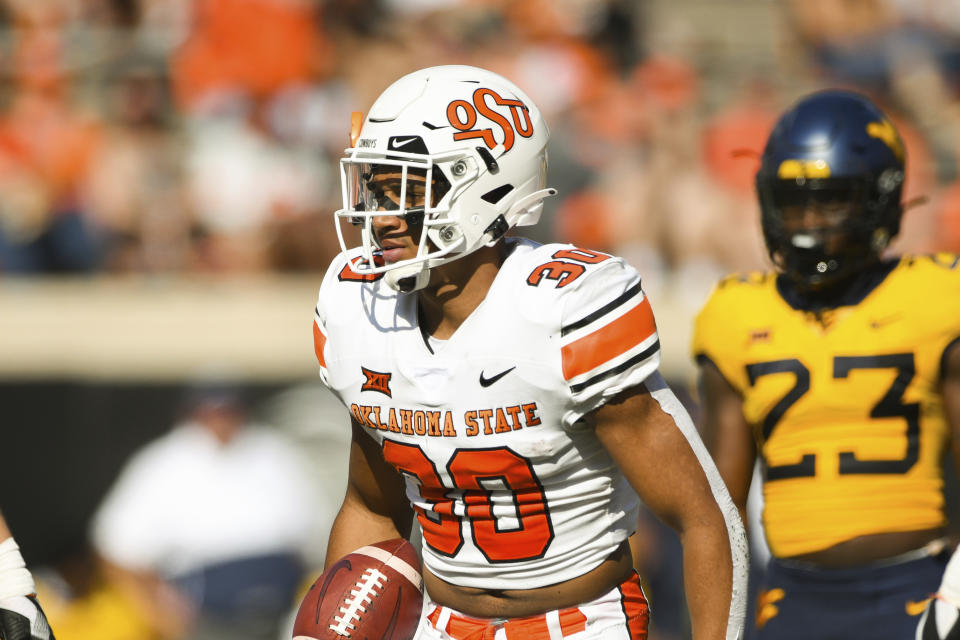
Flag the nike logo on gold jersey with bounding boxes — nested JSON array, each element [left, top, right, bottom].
[[870, 314, 901, 329], [906, 597, 933, 616], [479, 366, 516, 387]]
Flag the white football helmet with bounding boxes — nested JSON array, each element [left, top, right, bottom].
[[335, 64, 556, 291]]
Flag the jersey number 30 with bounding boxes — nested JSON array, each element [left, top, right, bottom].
[[382, 441, 554, 562]]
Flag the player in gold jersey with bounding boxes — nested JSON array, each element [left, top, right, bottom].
[[692, 90, 960, 639]]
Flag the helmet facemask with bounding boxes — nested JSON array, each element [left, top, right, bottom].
[[758, 176, 900, 292], [336, 148, 469, 291]]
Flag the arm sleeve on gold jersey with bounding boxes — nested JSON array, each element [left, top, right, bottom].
[[926, 254, 960, 379], [559, 257, 661, 428], [691, 273, 770, 393]]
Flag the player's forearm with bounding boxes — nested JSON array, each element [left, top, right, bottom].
[[680, 521, 739, 640], [324, 496, 410, 570]]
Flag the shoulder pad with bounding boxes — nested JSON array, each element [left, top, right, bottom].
[[716, 271, 775, 290], [520, 244, 622, 291], [905, 252, 960, 271]]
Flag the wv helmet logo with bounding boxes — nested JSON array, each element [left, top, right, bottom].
[[866, 118, 905, 162], [446, 88, 534, 152], [361, 367, 393, 397]]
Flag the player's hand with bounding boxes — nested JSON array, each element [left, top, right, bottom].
[[0, 538, 53, 640], [0, 595, 54, 640], [917, 598, 960, 640]]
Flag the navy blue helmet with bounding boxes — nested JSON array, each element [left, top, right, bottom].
[[756, 90, 906, 290]]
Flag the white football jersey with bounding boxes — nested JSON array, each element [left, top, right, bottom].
[[313, 238, 662, 589]]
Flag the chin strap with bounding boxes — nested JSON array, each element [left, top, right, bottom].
[[384, 262, 431, 293]]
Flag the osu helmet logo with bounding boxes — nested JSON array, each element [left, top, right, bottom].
[[446, 88, 534, 152], [361, 366, 392, 397]]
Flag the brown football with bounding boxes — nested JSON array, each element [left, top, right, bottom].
[[293, 538, 423, 640]]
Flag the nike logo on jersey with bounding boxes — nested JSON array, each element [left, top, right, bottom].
[[479, 366, 516, 387]]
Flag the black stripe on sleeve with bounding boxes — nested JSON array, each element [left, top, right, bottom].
[[569, 339, 660, 394], [561, 282, 643, 337]]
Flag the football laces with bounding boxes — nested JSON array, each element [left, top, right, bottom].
[[329, 567, 388, 637]]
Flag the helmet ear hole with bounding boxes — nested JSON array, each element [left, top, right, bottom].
[[483, 215, 509, 241], [476, 146, 500, 174], [481, 184, 514, 204]]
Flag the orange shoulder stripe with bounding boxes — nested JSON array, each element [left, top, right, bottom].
[[313, 321, 327, 368], [561, 297, 656, 381]]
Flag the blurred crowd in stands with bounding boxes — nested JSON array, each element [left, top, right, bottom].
[[6, 1, 960, 639], [2, 0, 959, 298]]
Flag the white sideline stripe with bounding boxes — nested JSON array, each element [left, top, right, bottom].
[[353, 545, 423, 591]]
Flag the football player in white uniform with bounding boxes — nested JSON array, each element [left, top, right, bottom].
[[0, 512, 54, 640], [918, 547, 960, 639], [315, 64, 747, 640]]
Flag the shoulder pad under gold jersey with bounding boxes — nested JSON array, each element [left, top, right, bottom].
[[691, 270, 779, 392], [901, 252, 960, 272], [697, 270, 779, 327], [893, 253, 960, 301], [716, 271, 777, 290]]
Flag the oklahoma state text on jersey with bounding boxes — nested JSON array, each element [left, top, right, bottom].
[[349, 402, 543, 437], [693, 254, 960, 558], [313, 238, 661, 589]]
